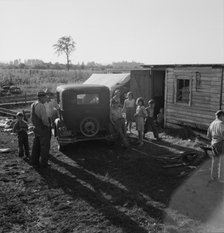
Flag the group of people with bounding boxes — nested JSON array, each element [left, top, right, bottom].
[[110, 88, 224, 182], [11, 87, 224, 182], [13, 87, 164, 168], [109, 89, 163, 147], [13, 89, 58, 169]]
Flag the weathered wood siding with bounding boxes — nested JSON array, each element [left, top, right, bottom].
[[130, 70, 152, 101], [164, 67, 223, 130]]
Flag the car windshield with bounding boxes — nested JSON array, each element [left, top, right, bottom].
[[76, 93, 99, 104]]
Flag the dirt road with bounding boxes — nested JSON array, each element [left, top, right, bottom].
[[1, 130, 223, 233]]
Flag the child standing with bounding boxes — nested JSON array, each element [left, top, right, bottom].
[[144, 99, 160, 140], [13, 112, 29, 158], [122, 91, 135, 133], [135, 97, 147, 146]]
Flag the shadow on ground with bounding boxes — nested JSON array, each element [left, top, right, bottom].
[[36, 137, 223, 231]]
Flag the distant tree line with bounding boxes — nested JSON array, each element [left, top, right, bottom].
[[0, 60, 143, 71]]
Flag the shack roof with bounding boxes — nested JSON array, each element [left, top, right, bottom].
[[141, 64, 224, 70], [83, 73, 130, 92]]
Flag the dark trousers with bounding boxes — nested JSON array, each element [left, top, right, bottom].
[[31, 130, 51, 167], [144, 117, 159, 139], [109, 118, 129, 147], [211, 141, 224, 179], [18, 131, 29, 157]]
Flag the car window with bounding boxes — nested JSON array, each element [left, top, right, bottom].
[[76, 93, 99, 105]]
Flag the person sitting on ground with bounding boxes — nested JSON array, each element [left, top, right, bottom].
[[207, 110, 224, 182], [144, 99, 160, 141], [13, 112, 29, 159], [122, 91, 135, 133], [110, 99, 129, 148]]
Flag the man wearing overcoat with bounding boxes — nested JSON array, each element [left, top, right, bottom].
[[30, 91, 51, 168]]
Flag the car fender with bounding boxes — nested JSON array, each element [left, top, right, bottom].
[[54, 118, 65, 137]]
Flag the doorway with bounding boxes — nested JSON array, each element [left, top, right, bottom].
[[151, 70, 165, 116]]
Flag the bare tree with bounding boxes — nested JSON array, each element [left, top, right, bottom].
[[53, 36, 76, 70]]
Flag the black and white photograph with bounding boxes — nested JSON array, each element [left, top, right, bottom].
[[0, 0, 224, 232]]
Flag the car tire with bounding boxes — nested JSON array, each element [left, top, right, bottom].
[[80, 117, 100, 137]]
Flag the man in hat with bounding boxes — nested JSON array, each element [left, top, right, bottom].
[[30, 91, 51, 168], [207, 110, 224, 182]]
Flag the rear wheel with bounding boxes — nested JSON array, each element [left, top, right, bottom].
[[80, 117, 100, 137]]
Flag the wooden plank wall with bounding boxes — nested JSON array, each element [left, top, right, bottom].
[[165, 67, 223, 130], [130, 70, 152, 101]]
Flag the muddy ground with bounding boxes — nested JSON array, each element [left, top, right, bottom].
[[1, 128, 224, 233]]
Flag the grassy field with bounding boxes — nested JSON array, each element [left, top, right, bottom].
[[0, 69, 93, 94]]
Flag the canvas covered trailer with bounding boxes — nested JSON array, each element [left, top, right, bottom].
[[83, 73, 131, 96]]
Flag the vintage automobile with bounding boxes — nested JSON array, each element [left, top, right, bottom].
[[54, 84, 112, 150]]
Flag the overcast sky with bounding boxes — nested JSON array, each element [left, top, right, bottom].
[[0, 0, 223, 65]]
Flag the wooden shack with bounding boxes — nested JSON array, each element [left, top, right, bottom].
[[131, 64, 224, 130]]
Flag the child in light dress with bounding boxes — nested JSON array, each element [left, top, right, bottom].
[[135, 97, 147, 146], [122, 92, 135, 133]]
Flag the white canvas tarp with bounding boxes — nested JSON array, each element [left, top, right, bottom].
[[84, 73, 130, 94]]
